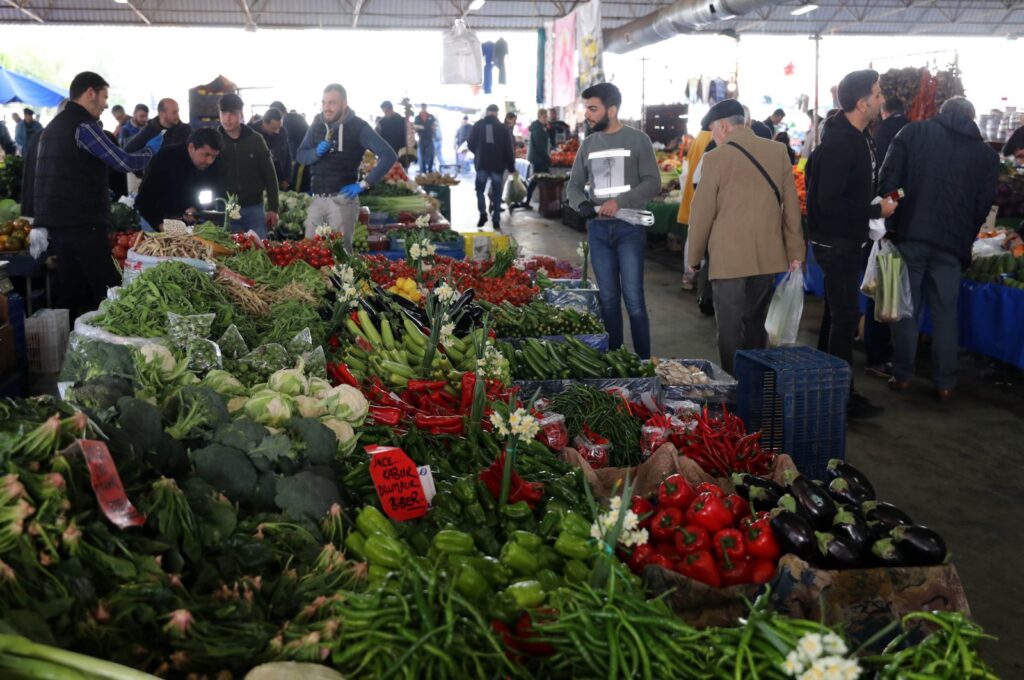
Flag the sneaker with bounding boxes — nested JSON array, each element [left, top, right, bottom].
[[865, 362, 893, 379], [847, 393, 884, 420], [477, 212, 488, 228], [492, 220, 502, 231]]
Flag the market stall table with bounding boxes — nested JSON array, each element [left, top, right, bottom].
[[0, 249, 51, 315]]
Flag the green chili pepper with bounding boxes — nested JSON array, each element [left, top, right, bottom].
[[433, 492, 462, 514], [500, 541, 540, 576], [364, 534, 406, 569], [451, 555, 509, 587], [465, 502, 488, 527], [539, 510, 562, 538], [433, 529, 475, 555], [558, 511, 592, 539], [471, 526, 502, 556], [356, 506, 397, 539], [535, 545, 565, 572], [407, 530, 431, 557], [454, 566, 490, 600], [534, 568, 563, 592], [554, 531, 596, 560], [368, 564, 392, 582], [501, 501, 534, 521], [476, 480, 497, 512], [511, 530, 543, 552], [453, 478, 478, 505], [501, 580, 546, 609], [344, 532, 367, 561], [563, 558, 591, 583]]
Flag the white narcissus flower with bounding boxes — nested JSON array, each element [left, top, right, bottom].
[[489, 412, 509, 436], [434, 282, 456, 303], [577, 243, 586, 259], [796, 634, 824, 663], [423, 241, 437, 257], [229, 207, 242, 220], [797, 667, 825, 680], [409, 243, 422, 259], [440, 322, 455, 344], [609, 496, 623, 512], [622, 527, 648, 547], [821, 634, 847, 657], [415, 214, 431, 228], [781, 650, 805, 676], [838, 659, 861, 680]]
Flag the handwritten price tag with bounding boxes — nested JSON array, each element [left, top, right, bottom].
[[77, 439, 147, 529], [366, 445, 429, 521]]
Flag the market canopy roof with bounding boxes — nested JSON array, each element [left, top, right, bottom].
[[0, 0, 1022, 38], [0, 66, 66, 107]]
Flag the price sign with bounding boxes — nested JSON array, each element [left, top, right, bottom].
[[77, 439, 147, 529], [366, 445, 429, 521]]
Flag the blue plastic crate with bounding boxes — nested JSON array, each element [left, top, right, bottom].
[[734, 346, 850, 481]]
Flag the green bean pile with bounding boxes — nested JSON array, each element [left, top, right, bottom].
[[93, 261, 243, 339], [222, 249, 326, 297], [255, 300, 327, 349], [862, 611, 998, 679], [550, 384, 643, 466]]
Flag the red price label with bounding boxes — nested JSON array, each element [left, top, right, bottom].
[[77, 439, 147, 529], [366, 445, 429, 522]]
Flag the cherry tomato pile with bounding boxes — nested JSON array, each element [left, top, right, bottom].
[[232, 233, 337, 269], [623, 474, 780, 588], [363, 255, 540, 306], [108, 230, 138, 268]]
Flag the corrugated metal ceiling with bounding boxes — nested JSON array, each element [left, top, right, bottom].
[[0, 0, 1021, 37]]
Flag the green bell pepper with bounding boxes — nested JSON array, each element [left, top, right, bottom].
[[554, 531, 596, 560], [511, 530, 543, 552], [471, 526, 502, 556], [368, 564, 392, 582], [501, 580, 546, 609], [433, 529, 475, 555], [454, 566, 490, 600], [501, 501, 534, 521], [465, 502, 488, 527], [356, 506, 397, 539], [538, 510, 563, 538], [534, 568, 563, 592], [364, 534, 407, 569], [563, 558, 591, 584], [535, 545, 564, 572], [500, 541, 540, 576], [453, 478, 478, 505], [344, 532, 367, 561], [451, 555, 509, 587], [433, 492, 462, 514], [558, 511, 592, 539]]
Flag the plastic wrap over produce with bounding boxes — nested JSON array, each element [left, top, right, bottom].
[[500, 333, 610, 352], [60, 310, 166, 382], [513, 376, 662, 407], [542, 286, 601, 316], [656, 358, 737, 403]]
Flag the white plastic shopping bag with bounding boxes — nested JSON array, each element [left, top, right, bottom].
[[860, 239, 882, 298], [873, 242, 914, 323], [765, 269, 804, 346]]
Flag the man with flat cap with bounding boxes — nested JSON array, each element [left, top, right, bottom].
[[686, 99, 805, 374]]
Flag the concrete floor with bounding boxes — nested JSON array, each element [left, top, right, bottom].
[[449, 182, 1024, 677]]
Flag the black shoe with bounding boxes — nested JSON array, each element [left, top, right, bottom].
[[847, 393, 884, 420], [492, 220, 502, 231], [477, 212, 488, 228], [865, 362, 893, 379], [697, 297, 714, 316]]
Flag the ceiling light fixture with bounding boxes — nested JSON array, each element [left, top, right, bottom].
[[113, 0, 128, 4], [468, 0, 485, 10], [791, 2, 819, 16]]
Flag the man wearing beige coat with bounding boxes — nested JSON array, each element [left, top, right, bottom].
[[687, 99, 805, 374]]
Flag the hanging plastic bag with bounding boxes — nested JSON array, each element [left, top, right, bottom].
[[441, 19, 483, 85], [874, 242, 914, 323], [765, 269, 804, 346], [860, 238, 882, 298], [504, 172, 527, 205]]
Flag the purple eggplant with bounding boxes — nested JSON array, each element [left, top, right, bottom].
[[871, 538, 912, 567], [861, 501, 913, 530], [748, 485, 782, 512], [785, 472, 837, 530], [730, 473, 785, 501], [770, 508, 818, 563], [832, 509, 872, 554], [826, 459, 876, 501], [816, 531, 864, 569], [829, 477, 874, 508], [889, 525, 947, 566]]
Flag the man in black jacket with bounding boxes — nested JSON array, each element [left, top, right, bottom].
[[807, 69, 897, 418], [880, 97, 999, 400], [376, 101, 407, 158], [873, 97, 908, 163], [467, 104, 516, 229], [135, 128, 224, 230], [251, 106, 292, 191]]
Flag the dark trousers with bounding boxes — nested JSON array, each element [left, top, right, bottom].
[[710, 274, 775, 375], [813, 239, 862, 378], [419, 138, 435, 174], [51, 226, 120, 323], [475, 170, 504, 224], [525, 162, 549, 204], [816, 242, 893, 367]]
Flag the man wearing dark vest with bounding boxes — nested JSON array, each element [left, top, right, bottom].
[[296, 83, 397, 251], [33, 71, 152, 321]]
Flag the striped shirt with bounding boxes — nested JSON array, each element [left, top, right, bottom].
[[75, 120, 152, 173]]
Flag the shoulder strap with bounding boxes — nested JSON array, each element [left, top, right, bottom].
[[727, 141, 781, 206]]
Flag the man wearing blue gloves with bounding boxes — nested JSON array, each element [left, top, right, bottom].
[[297, 83, 397, 251]]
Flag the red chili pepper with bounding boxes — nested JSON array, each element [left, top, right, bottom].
[[676, 550, 721, 587], [674, 524, 710, 555], [696, 482, 725, 498], [368, 405, 402, 427], [685, 492, 733, 534], [407, 379, 449, 392], [658, 474, 695, 510], [327, 334, 341, 348], [646, 553, 675, 571], [479, 453, 544, 509], [512, 611, 556, 657], [711, 528, 747, 564], [332, 362, 360, 388], [414, 413, 463, 430], [724, 494, 751, 524], [750, 559, 777, 584], [460, 372, 477, 413], [650, 507, 685, 543], [719, 556, 752, 587], [627, 543, 655, 573], [745, 518, 781, 561], [630, 496, 655, 530], [653, 541, 681, 562]]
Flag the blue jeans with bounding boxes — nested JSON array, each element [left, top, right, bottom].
[[891, 241, 962, 389], [419, 140, 435, 173], [230, 204, 267, 239], [475, 171, 504, 224], [588, 218, 651, 358]]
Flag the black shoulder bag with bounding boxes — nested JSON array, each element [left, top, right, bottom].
[[727, 141, 782, 207]]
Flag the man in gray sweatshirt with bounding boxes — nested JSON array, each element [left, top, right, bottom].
[[566, 82, 660, 358]]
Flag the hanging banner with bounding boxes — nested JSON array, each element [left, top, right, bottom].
[[575, 0, 605, 91], [552, 13, 577, 107]]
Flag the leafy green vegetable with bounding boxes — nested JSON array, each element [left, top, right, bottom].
[[164, 386, 230, 441], [64, 375, 137, 421], [192, 443, 258, 504], [213, 418, 269, 452], [274, 471, 340, 521], [286, 417, 337, 466], [249, 433, 293, 472], [115, 396, 163, 454]]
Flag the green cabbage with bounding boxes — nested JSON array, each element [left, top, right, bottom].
[[267, 366, 308, 397], [202, 369, 247, 397], [243, 389, 295, 427]]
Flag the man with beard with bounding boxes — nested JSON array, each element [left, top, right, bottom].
[[135, 127, 224, 230], [296, 83, 397, 251], [566, 82, 660, 358]]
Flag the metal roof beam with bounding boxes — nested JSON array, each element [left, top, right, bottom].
[[237, 0, 256, 28], [123, 0, 152, 25], [3, 0, 44, 23], [352, 0, 366, 27]]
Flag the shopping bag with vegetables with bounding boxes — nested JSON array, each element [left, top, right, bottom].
[[504, 172, 527, 204], [873, 241, 914, 323], [764, 269, 804, 347]]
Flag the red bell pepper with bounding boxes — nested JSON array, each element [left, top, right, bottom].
[[368, 405, 402, 427], [513, 611, 556, 657], [653, 541, 680, 562], [719, 556, 752, 586], [745, 518, 781, 561], [711, 528, 747, 564], [676, 550, 721, 587], [658, 474, 695, 510], [459, 372, 477, 413], [750, 559, 777, 584], [627, 543, 655, 573], [685, 492, 734, 534], [327, 362, 360, 388], [630, 495, 655, 529], [414, 413, 464, 435], [739, 511, 771, 531], [650, 507, 685, 543], [674, 524, 710, 555], [479, 453, 545, 509], [646, 553, 675, 571], [725, 494, 750, 524], [696, 482, 725, 498]]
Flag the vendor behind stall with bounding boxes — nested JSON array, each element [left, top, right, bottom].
[[135, 128, 224, 230]]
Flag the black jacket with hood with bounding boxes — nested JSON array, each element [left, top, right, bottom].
[[806, 112, 881, 245], [879, 111, 1000, 267]]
